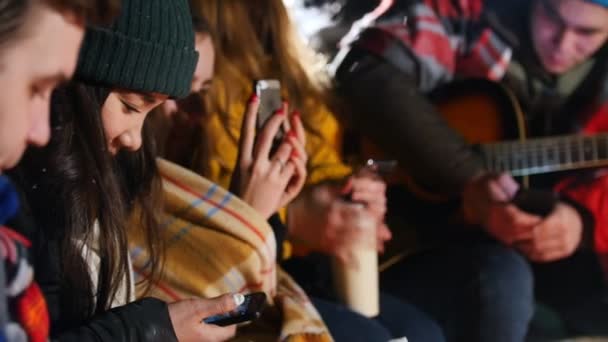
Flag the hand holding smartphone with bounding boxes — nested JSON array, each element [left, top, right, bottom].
[[342, 159, 397, 203], [202, 292, 267, 327]]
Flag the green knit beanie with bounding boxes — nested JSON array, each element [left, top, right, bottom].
[[76, 0, 199, 99]]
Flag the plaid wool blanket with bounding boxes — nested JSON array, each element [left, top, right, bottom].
[[129, 159, 332, 342]]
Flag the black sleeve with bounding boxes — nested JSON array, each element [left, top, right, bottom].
[[5, 182, 178, 342], [335, 47, 485, 195], [268, 213, 286, 262], [53, 298, 178, 342]]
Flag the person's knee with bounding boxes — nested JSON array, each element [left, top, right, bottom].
[[400, 316, 445, 342], [378, 293, 446, 342], [478, 244, 534, 321], [331, 312, 392, 342], [313, 298, 392, 342]]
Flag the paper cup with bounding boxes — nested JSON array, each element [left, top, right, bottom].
[[331, 209, 379, 317], [332, 247, 380, 317]]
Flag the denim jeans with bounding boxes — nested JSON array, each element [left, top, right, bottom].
[[312, 297, 390, 342], [285, 254, 446, 342], [380, 237, 535, 342], [312, 294, 446, 342]]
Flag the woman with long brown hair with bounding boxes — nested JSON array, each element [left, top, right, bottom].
[[135, 18, 395, 342], [170, 1, 446, 341], [189, 0, 388, 271]]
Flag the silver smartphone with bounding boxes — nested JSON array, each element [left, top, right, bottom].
[[255, 79, 285, 142]]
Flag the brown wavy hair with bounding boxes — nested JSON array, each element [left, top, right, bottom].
[[189, 0, 331, 119]]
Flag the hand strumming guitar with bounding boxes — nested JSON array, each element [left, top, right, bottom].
[[462, 172, 583, 262]]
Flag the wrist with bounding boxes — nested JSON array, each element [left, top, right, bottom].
[[461, 187, 485, 226], [559, 196, 594, 250], [461, 201, 482, 226], [458, 169, 489, 194]]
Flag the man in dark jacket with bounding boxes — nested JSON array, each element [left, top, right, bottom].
[[335, 0, 608, 340], [0, 0, 119, 340]]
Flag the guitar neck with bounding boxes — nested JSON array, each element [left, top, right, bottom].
[[480, 133, 608, 176]]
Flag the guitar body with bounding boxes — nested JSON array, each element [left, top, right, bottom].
[[433, 80, 526, 147], [359, 80, 529, 201]]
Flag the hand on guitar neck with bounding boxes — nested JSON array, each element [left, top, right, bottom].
[[462, 172, 584, 263]]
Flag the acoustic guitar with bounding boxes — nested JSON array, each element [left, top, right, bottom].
[[359, 79, 608, 204], [361, 80, 608, 270]]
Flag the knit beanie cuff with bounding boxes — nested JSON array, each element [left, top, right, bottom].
[[76, 27, 199, 99], [586, 0, 608, 7]]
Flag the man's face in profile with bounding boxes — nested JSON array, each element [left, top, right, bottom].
[[531, 0, 608, 74]]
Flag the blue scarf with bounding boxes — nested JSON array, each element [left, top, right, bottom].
[[0, 177, 19, 341], [0, 176, 18, 225], [587, 0, 608, 7]]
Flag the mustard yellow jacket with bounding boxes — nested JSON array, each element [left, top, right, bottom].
[[193, 78, 352, 189]]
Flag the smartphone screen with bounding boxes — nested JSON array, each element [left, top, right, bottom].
[[202, 292, 267, 327], [255, 79, 285, 142]]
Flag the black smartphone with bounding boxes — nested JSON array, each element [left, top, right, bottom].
[[202, 292, 267, 327], [358, 159, 397, 177], [255, 79, 285, 142]]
